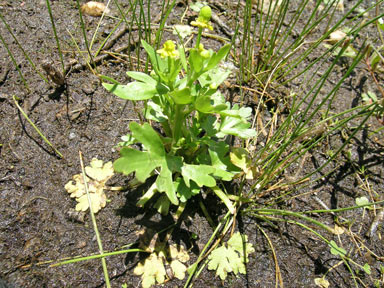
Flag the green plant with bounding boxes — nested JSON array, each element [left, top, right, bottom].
[[102, 6, 256, 215]]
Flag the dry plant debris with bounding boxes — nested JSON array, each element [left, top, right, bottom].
[[230, 147, 256, 179], [133, 244, 190, 288], [207, 232, 255, 280], [65, 158, 114, 213], [315, 277, 330, 288], [81, 1, 110, 17], [327, 30, 347, 44]]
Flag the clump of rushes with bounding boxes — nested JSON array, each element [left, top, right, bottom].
[[102, 6, 256, 215]]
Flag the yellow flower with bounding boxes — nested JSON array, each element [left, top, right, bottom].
[[156, 40, 180, 59], [191, 18, 213, 30], [191, 6, 213, 30]]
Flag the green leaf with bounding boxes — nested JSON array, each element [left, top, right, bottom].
[[169, 87, 192, 104], [181, 164, 216, 187], [154, 194, 170, 215], [99, 74, 120, 84], [217, 116, 256, 139], [199, 66, 231, 88], [202, 115, 218, 136], [102, 82, 157, 100], [141, 40, 167, 73], [131, 122, 164, 156], [144, 101, 168, 122], [114, 148, 158, 182], [362, 263, 371, 275], [113, 122, 181, 205], [205, 44, 231, 71], [156, 164, 178, 203], [207, 232, 254, 280], [211, 186, 235, 214], [175, 178, 200, 202], [206, 141, 235, 181], [137, 182, 158, 207], [126, 71, 157, 86], [178, 45, 188, 72], [169, 59, 182, 82], [324, 43, 357, 58], [195, 96, 227, 114], [208, 246, 238, 280], [355, 196, 370, 207], [190, 49, 204, 73], [329, 240, 347, 257], [219, 105, 253, 119]]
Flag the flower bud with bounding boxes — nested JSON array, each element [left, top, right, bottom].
[[164, 40, 176, 51], [209, 83, 217, 90], [199, 6, 212, 22], [200, 50, 210, 59]]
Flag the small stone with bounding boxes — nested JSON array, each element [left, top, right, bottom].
[[69, 132, 76, 140]]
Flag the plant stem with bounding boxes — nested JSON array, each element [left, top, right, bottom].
[[0, 33, 29, 90], [79, 151, 110, 288], [45, 0, 65, 76], [0, 12, 49, 84], [211, 186, 235, 214], [195, 27, 203, 48], [13, 96, 63, 158], [171, 104, 184, 149]]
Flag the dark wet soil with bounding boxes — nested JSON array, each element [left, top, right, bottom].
[[1, 1, 383, 287]]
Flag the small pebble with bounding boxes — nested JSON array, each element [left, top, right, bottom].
[[69, 132, 76, 140]]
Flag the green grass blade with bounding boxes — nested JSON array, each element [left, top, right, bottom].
[[50, 248, 146, 267], [0, 33, 29, 90], [75, 0, 97, 73], [89, 0, 112, 53], [45, 0, 65, 75], [79, 152, 110, 288], [13, 95, 62, 158], [0, 12, 48, 84]]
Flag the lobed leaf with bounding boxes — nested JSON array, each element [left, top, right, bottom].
[[181, 164, 216, 187], [113, 122, 180, 205], [175, 177, 200, 202], [217, 116, 257, 139], [207, 232, 254, 280], [227, 232, 255, 261]]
